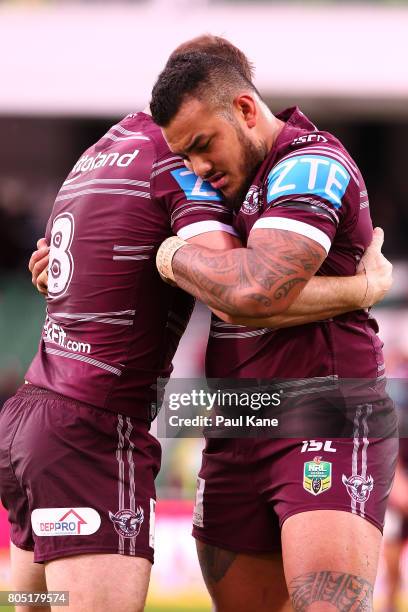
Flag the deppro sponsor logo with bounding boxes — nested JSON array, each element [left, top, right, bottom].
[[31, 507, 101, 536]]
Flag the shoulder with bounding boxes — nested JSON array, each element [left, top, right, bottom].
[[263, 132, 359, 210]]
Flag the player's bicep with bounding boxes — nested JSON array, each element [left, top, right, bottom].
[[247, 226, 327, 297], [187, 231, 241, 250]]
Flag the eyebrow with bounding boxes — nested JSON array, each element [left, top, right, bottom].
[[181, 134, 206, 156]]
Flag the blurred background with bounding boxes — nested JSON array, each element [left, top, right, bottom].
[[0, 0, 408, 610]]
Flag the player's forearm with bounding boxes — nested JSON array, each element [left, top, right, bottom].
[[171, 232, 324, 318], [270, 274, 366, 323], [172, 246, 303, 317], [217, 307, 347, 329], [212, 275, 367, 328]]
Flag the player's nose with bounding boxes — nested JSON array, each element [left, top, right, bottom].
[[191, 156, 213, 180]]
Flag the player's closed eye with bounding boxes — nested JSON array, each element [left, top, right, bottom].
[[196, 140, 211, 153]]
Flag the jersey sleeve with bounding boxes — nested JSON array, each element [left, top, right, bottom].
[[252, 144, 360, 254], [151, 154, 238, 239]]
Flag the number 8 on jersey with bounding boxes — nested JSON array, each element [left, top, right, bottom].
[[48, 212, 75, 299]]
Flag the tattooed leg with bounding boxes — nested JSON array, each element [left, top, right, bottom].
[[196, 541, 290, 612], [282, 511, 381, 612], [289, 571, 373, 611], [198, 542, 237, 585]]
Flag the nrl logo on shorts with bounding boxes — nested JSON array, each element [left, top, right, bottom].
[[241, 185, 261, 215], [109, 507, 144, 538], [342, 474, 374, 503], [303, 456, 332, 496]]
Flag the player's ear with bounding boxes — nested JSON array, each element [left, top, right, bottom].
[[233, 94, 257, 129]]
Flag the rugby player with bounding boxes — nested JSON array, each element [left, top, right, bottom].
[[2, 36, 391, 612], [151, 52, 398, 611], [0, 37, 244, 612]]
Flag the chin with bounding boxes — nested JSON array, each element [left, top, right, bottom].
[[229, 183, 251, 209], [224, 193, 242, 210], [223, 181, 239, 198], [222, 187, 237, 204]]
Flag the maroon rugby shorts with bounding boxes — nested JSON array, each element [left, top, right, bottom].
[[192, 403, 398, 554], [0, 385, 161, 563]]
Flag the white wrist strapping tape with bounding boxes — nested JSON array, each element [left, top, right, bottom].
[[156, 236, 187, 282]]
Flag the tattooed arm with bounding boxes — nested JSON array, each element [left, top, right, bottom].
[[172, 227, 327, 318], [189, 227, 392, 327], [212, 274, 367, 328]]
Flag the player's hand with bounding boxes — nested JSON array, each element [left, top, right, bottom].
[[36, 269, 48, 296], [357, 227, 393, 307], [29, 237, 49, 295]]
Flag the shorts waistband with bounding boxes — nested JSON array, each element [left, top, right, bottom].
[[19, 383, 97, 407], [19, 383, 152, 422]]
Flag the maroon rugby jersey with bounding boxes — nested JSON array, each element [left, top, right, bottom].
[[26, 112, 236, 418], [206, 107, 385, 381]]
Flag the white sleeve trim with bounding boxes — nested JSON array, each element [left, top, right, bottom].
[[252, 217, 331, 254], [177, 221, 239, 240]]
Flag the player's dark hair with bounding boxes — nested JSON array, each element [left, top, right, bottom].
[[150, 51, 260, 127], [168, 34, 255, 81]]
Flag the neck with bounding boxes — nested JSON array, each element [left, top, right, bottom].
[[257, 100, 284, 153]]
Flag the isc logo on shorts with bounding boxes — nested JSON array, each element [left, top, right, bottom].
[[31, 507, 101, 536]]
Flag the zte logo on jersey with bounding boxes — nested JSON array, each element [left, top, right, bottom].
[[267, 154, 350, 209], [292, 134, 328, 146], [301, 440, 337, 453], [171, 169, 222, 202]]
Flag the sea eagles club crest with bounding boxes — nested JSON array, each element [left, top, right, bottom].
[[109, 507, 144, 538], [342, 474, 374, 503], [241, 185, 261, 215]]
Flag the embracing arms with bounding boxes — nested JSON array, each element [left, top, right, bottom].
[[166, 228, 326, 318], [156, 227, 392, 324], [29, 228, 392, 329]]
